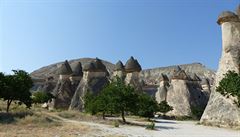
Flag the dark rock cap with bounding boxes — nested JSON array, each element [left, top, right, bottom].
[[217, 11, 239, 25], [172, 69, 189, 80], [57, 60, 73, 75], [83, 58, 107, 72], [83, 62, 95, 72], [71, 62, 83, 76], [160, 74, 169, 82], [93, 58, 107, 72], [125, 56, 142, 73], [115, 60, 125, 71]]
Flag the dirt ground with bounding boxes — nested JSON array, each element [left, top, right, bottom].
[[0, 102, 239, 137]]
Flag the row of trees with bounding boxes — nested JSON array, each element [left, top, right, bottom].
[[84, 77, 173, 122]]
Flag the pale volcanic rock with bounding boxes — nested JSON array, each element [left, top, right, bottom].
[[201, 6, 240, 128]]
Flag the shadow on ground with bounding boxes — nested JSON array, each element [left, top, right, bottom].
[[0, 112, 33, 124], [155, 125, 178, 130], [154, 120, 177, 124]]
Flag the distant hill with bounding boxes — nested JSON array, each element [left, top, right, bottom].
[[30, 58, 215, 84], [140, 63, 215, 85], [30, 58, 115, 81]]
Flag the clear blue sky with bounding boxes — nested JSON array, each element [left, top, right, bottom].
[[0, 0, 239, 74]]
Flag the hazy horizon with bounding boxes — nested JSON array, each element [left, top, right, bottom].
[[1, 0, 239, 74]]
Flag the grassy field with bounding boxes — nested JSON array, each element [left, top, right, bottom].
[[0, 100, 109, 137]]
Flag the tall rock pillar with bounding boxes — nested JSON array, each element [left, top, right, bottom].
[[124, 56, 142, 91], [69, 58, 109, 111], [200, 6, 240, 128]]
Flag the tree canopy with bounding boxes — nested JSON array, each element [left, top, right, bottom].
[[84, 76, 161, 122], [0, 70, 33, 112]]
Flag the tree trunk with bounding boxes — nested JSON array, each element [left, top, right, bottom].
[[6, 99, 12, 113], [102, 111, 105, 120], [121, 110, 126, 123]]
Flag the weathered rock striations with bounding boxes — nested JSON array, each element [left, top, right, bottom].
[[200, 6, 240, 128], [52, 60, 76, 109], [157, 68, 208, 116], [140, 63, 215, 86], [69, 58, 109, 111]]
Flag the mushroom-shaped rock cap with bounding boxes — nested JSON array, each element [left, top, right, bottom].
[[172, 69, 189, 80], [57, 60, 73, 75], [83, 58, 107, 72], [125, 56, 142, 73], [93, 58, 107, 72], [115, 61, 125, 71], [83, 62, 95, 72], [71, 62, 83, 76], [160, 74, 169, 82], [217, 11, 239, 25]]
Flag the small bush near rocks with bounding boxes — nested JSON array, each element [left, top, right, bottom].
[[191, 106, 205, 120], [216, 71, 240, 107], [146, 121, 155, 130], [113, 120, 120, 128]]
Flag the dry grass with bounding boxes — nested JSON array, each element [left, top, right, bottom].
[[0, 100, 97, 137], [0, 122, 91, 137], [56, 110, 113, 125]]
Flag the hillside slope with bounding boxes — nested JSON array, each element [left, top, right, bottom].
[[31, 58, 215, 84]]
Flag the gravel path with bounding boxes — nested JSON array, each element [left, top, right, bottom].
[[47, 113, 239, 137], [84, 119, 239, 137]]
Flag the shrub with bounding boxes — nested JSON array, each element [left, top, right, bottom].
[[158, 101, 173, 116], [113, 120, 120, 128], [146, 121, 155, 130], [191, 106, 205, 120], [216, 71, 240, 107], [32, 91, 54, 104]]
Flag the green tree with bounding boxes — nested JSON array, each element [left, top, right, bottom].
[[0, 70, 33, 112], [94, 84, 116, 120], [158, 101, 173, 116], [84, 77, 139, 123], [216, 71, 240, 107], [137, 93, 159, 120], [32, 91, 55, 104], [112, 77, 139, 123], [84, 91, 97, 115], [0, 72, 5, 95]]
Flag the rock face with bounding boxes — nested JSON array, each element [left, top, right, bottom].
[[200, 6, 240, 128], [112, 61, 126, 80], [124, 57, 143, 91], [31, 58, 115, 80], [140, 63, 215, 86], [69, 58, 109, 111], [156, 68, 208, 116], [31, 57, 215, 117], [52, 60, 77, 109]]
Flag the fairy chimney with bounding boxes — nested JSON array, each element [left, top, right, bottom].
[[201, 6, 240, 128]]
